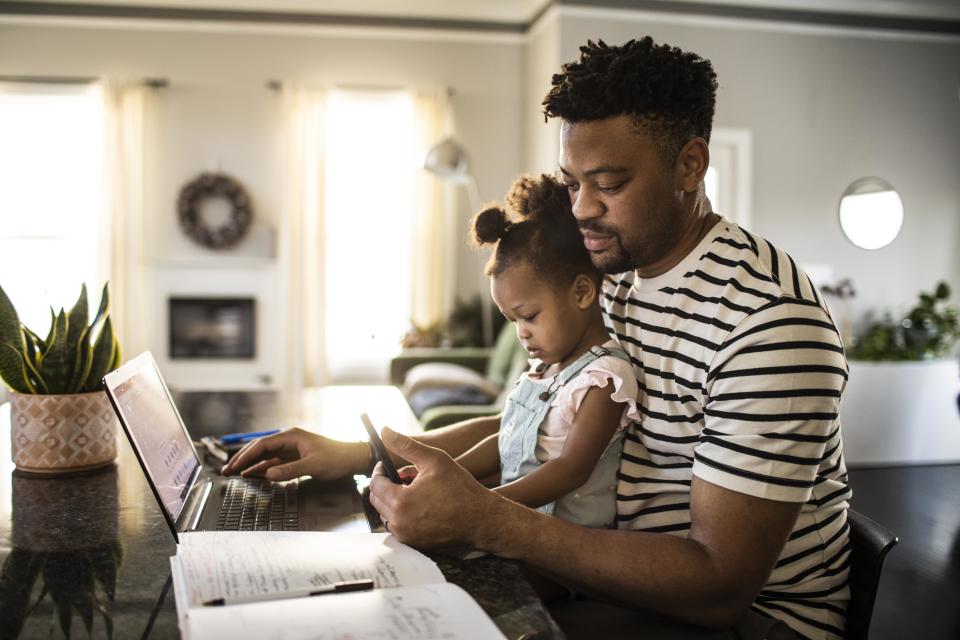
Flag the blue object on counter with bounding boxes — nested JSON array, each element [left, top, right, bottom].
[[218, 429, 281, 444]]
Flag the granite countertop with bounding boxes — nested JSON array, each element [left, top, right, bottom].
[[437, 554, 565, 640], [0, 400, 563, 639]]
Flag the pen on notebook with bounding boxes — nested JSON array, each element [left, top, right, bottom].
[[219, 429, 281, 444], [201, 579, 375, 607]]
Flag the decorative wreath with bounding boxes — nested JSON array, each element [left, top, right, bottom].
[[177, 172, 253, 249]]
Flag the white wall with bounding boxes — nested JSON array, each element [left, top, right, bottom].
[[549, 7, 960, 326], [3, 10, 959, 362], [524, 13, 562, 173], [0, 20, 525, 385], [0, 20, 525, 291]]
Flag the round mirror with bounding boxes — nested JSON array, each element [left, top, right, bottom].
[[838, 177, 903, 250]]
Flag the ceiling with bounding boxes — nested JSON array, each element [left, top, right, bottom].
[[675, 0, 960, 21], [7, 0, 551, 24], [6, 0, 960, 29]]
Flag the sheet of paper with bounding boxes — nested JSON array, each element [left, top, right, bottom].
[[185, 583, 506, 640], [176, 531, 445, 608], [169, 556, 191, 629]]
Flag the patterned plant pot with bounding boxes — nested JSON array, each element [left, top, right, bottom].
[[9, 391, 118, 473]]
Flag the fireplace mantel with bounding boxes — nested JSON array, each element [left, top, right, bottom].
[[145, 260, 286, 392]]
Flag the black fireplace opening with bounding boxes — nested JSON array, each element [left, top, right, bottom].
[[169, 297, 255, 359]]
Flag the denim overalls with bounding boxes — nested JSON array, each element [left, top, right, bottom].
[[498, 344, 631, 528]]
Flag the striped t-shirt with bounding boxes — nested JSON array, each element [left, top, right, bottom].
[[603, 218, 850, 640]]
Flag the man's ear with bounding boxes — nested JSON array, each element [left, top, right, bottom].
[[675, 137, 710, 193], [572, 274, 598, 310]]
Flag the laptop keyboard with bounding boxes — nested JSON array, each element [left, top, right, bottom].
[[217, 477, 300, 531]]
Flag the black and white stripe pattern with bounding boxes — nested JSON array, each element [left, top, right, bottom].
[[605, 220, 850, 640]]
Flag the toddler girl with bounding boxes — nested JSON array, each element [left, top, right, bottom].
[[454, 174, 640, 528]]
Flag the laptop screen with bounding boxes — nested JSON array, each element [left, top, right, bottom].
[[105, 353, 200, 524]]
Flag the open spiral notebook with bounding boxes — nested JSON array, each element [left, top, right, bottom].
[[170, 530, 506, 640]]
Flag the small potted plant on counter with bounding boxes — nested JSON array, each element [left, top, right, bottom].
[[0, 283, 122, 473], [848, 281, 958, 360]]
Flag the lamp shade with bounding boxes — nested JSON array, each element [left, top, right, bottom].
[[423, 137, 471, 183]]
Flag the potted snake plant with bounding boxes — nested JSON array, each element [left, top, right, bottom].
[[0, 283, 122, 473]]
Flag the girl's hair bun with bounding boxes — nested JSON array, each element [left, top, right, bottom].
[[471, 205, 511, 246], [506, 173, 568, 222]]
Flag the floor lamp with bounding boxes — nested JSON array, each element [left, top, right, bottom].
[[423, 137, 493, 347]]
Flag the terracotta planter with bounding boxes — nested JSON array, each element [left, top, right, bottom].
[[9, 391, 119, 473]]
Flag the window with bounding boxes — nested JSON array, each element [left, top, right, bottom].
[[323, 90, 415, 382], [707, 128, 752, 229], [0, 83, 106, 333]]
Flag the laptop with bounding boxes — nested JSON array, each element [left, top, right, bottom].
[[104, 351, 371, 542]]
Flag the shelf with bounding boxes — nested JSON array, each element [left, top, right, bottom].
[[150, 255, 276, 269]]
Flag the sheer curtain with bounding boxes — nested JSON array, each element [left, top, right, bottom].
[[282, 85, 454, 388], [101, 81, 149, 357], [279, 85, 327, 389], [411, 88, 456, 331]]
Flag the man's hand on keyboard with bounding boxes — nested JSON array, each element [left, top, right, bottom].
[[221, 428, 370, 482]]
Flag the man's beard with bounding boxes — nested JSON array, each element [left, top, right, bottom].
[[580, 207, 686, 274], [584, 230, 636, 274]]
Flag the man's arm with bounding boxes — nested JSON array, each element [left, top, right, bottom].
[[224, 414, 501, 481], [368, 431, 800, 630], [482, 476, 800, 628]]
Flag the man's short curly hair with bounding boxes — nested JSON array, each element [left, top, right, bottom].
[[543, 37, 718, 158]]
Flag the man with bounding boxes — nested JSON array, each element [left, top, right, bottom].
[[225, 37, 850, 640]]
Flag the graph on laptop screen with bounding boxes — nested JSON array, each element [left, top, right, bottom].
[[111, 364, 199, 521]]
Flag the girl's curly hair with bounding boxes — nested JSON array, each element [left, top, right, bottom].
[[543, 37, 718, 157], [471, 174, 597, 288]]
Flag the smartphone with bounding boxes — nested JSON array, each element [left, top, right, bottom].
[[360, 413, 403, 484]]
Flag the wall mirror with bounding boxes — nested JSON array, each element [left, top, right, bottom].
[[838, 177, 904, 250]]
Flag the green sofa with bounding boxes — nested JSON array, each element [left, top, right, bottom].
[[390, 324, 528, 430]]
